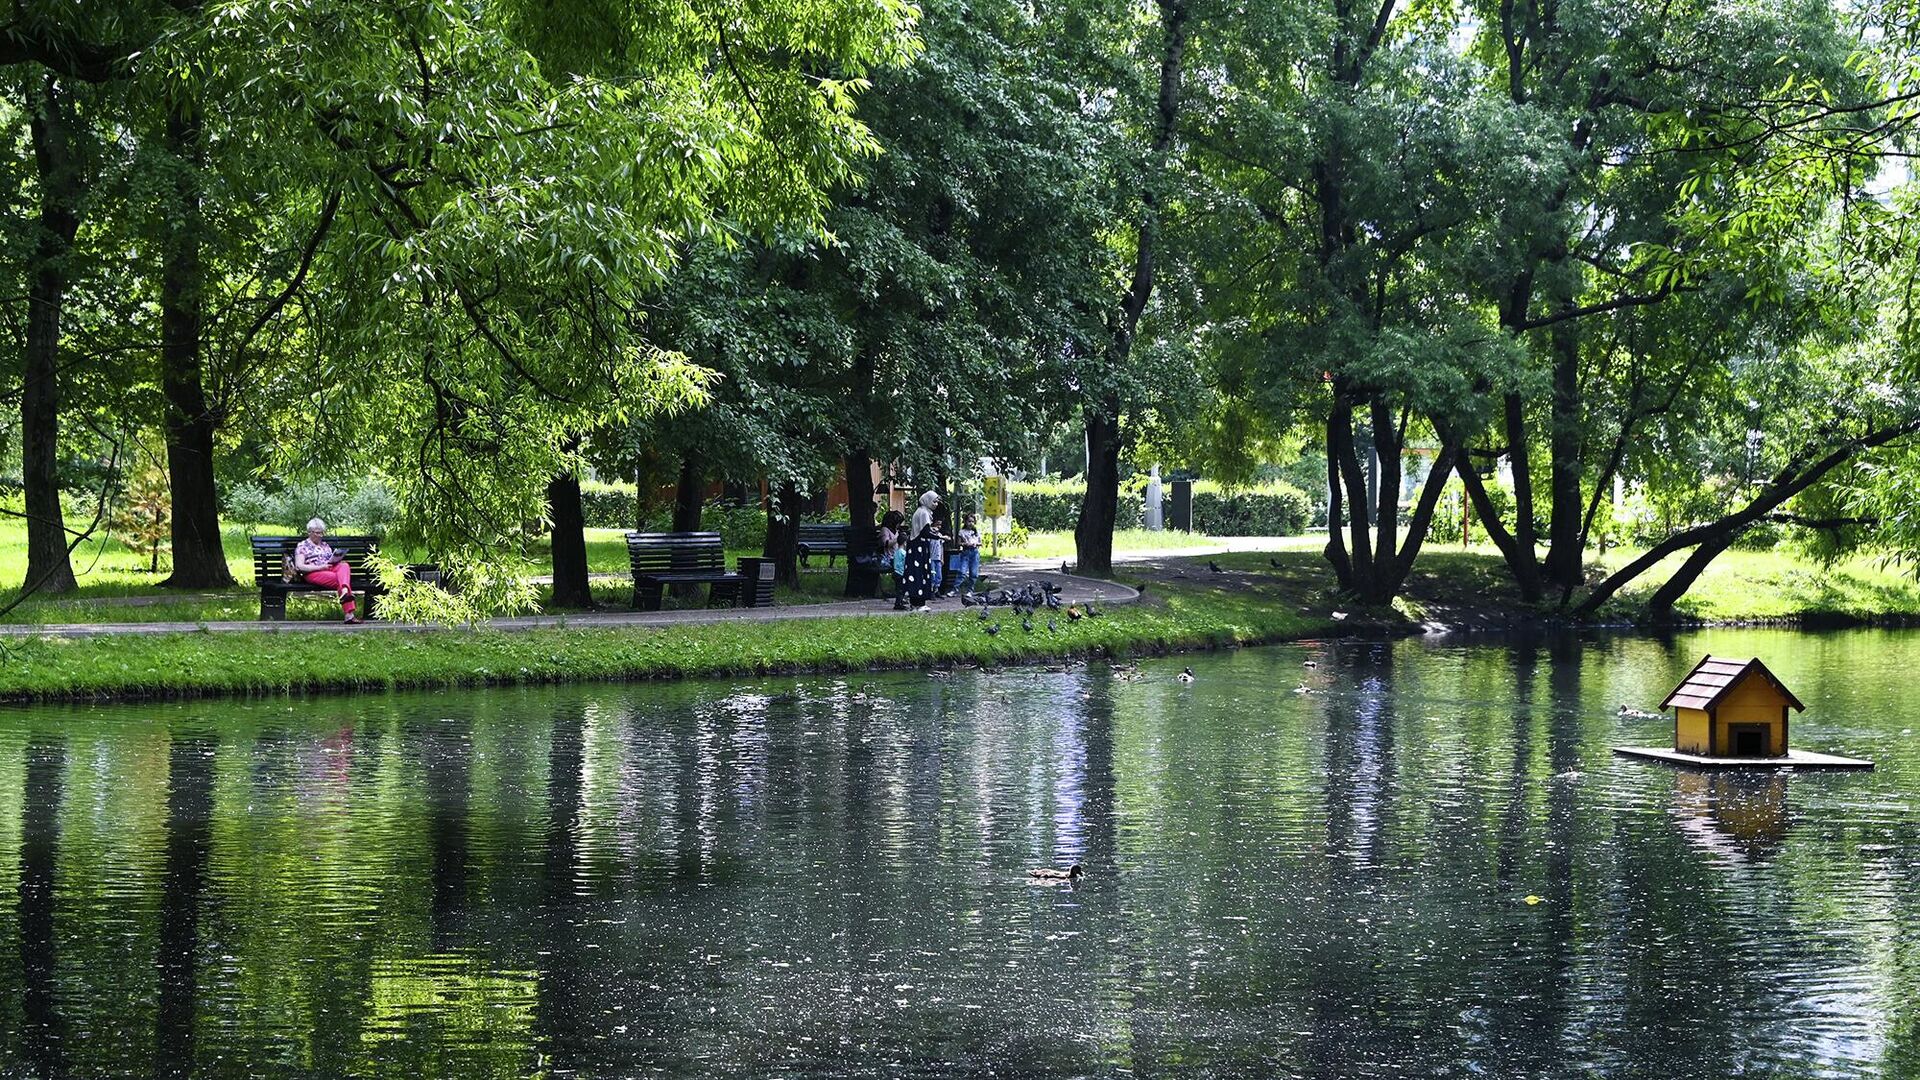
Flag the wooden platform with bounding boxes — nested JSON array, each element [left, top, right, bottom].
[[1612, 746, 1873, 771]]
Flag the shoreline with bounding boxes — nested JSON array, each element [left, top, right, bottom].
[[8, 583, 1920, 707]]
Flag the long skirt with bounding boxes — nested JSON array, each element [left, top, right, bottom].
[[900, 537, 936, 608]]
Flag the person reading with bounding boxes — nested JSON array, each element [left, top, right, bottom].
[[293, 517, 362, 624]]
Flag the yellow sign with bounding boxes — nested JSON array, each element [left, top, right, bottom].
[[982, 476, 1007, 518]]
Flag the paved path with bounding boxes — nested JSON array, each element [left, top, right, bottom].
[[0, 567, 1140, 638]]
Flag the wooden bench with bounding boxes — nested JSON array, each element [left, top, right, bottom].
[[796, 523, 851, 567], [251, 535, 383, 620], [625, 531, 743, 610]]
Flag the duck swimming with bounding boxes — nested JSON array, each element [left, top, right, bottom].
[[1028, 863, 1084, 882], [1617, 704, 1664, 720], [1176, 667, 1196, 683]]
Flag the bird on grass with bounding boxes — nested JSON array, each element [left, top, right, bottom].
[[1028, 863, 1084, 883], [1084, 603, 1102, 618], [1208, 560, 1225, 573], [978, 606, 993, 620], [984, 623, 1001, 637], [1176, 667, 1196, 683], [1060, 561, 1072, 574], [1270, 558, 1282, 568], [1047, 619, 1058, 633], [1066, 605, 1083, 622], [1022, 616, 1035, 634]]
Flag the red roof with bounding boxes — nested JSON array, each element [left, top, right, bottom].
[[1660, 655, 1805, 713]]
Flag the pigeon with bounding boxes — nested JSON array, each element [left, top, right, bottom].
[[978, 606, 993, 620], [1022, 617, 1035, 634], [1270, 558, 1281, 568], [961, 591, 978, 606], [1208, 560, 1225, 573], [985, 623, 1001, 636], [1085, 603, 1102, 618], [1060, 561, 1071, 574], [1047, 619, 1058, 633]]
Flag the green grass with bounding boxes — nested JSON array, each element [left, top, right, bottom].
[[0, 583, 1332, 703], [990, 528, 1232, 561]]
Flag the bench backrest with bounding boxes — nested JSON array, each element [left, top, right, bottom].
[[796, 523, 850, 549], [251, 535, 380, 586], [625, 531, 728, 575]]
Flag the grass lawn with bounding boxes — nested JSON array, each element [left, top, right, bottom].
[[993, 528, 1237, 561], [0, 581, 1334, 703]]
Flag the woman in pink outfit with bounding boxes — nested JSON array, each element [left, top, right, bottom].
[[293, 518, 361, 623]]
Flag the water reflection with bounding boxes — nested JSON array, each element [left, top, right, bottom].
[[0, 629, 1917, 1077]]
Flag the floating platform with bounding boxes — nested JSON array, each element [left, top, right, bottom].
[[1612, 746, 1873, 771]]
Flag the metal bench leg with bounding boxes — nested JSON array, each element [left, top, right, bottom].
[[261, 593, 287, 621], [635, 584, 664, 611]]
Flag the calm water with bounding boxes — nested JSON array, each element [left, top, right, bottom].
[[1, 629, 1918, 1078]]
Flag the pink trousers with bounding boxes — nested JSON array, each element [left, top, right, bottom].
[[304, 564, 357, 617]]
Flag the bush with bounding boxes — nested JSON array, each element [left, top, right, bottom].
[[1192, 484, 1310, 536], [635, 499, 766, 550], [579, 484, 637, 529], [1012, 482, 1144, 531], [224, 476, 399, 538]]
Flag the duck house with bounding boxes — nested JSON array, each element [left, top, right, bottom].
[[1612, 655, 1872, 770]]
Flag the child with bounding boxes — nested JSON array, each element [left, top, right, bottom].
[[950, 513, 982, 594]]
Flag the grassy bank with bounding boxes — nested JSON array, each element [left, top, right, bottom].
[[0, 583, 1335, 704]]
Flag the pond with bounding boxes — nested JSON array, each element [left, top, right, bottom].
[[0, 628, 1917, 1078]]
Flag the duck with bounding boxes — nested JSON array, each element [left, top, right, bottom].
[[1028, 863, 1084, 883], [1176, 667, 1196, 683], [1617, 704, 1663, 721]]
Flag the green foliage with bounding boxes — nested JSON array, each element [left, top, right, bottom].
[[1191, 486, 1310, 537], [225, 477, 399, 538], [106, 464, 171, 574]]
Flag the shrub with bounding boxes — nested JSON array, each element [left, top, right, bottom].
[[1012, 481, 1144, 531], [579, 484, 637, 529], [635, 500, 766, 550], [223, 476, 399, 538], [1191, 484, 1310, 536]]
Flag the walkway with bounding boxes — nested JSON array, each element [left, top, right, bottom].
[[0, 566, 1141, 638]]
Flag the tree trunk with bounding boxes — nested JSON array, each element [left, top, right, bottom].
[[1323, 402, 1352, 589], [1543, 313, 1584, 590], [1074, 406, 1121, 576], [672, 455, 703, 532], [843, 450, 875, 529], [1074, 0, 1188, 577], [1381, 444, 1459, 601], [1456, 455, 1542, 603], [20, 74, 81, 595], [158, 98, 232, 589], [546, 466, 592, 609], [1643, 534, 1735, 623], [1574, 417, 1920, 615], [762, 482, 801, 588], [1326, 391, 1374, 588]]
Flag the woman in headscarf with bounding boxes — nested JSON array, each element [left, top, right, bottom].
[[898, 491, 940, 611]]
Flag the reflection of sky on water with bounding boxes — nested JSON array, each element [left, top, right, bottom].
[[0, 629, 1918, 1077]]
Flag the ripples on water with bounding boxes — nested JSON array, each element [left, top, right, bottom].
[[0, 629, 1917, 1078]]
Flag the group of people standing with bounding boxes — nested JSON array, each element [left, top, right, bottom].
[[879, 491, 982, 612]]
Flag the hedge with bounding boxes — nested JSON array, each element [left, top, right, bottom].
[[1014, 488, 1145, 531], [1192, 487, 1310, 537]]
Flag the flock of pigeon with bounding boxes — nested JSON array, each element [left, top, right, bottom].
[[959, 580, 1104, 636]]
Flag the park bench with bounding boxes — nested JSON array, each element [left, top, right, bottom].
[[251, 535, 383, 621], [796, 523, 850, 567], [625, 531, 745, 610]]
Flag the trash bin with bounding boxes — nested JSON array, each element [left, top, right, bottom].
[[732, 558, 778, 608]]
